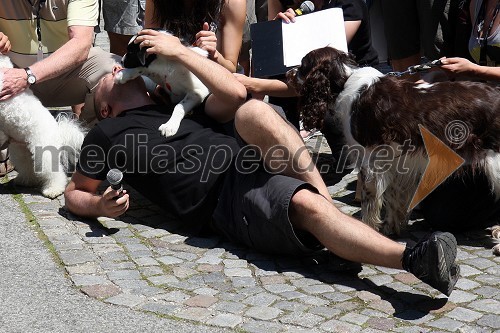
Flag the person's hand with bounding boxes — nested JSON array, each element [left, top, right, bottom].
[[274, 8, 297, 23], [135, 29, 186, 59], [234, 73, 258, 93], [0, 68, 29, 101], [195, 22, 219, 61], [439, 57, 479, 77], [98, 186, 129, 218], [0, 32, 11, 54]]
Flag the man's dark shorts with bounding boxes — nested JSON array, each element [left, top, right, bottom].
[[212, 162, 324, 256]]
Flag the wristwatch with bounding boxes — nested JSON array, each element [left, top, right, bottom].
[[24, 67, 37, 85]]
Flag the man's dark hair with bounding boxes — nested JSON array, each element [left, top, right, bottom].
[[151, 0, 225, 43]]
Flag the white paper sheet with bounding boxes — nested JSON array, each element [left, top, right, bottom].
[[282, 8, 348, 67]]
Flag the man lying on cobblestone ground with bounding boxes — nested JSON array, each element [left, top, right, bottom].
[[64, 31, 460, 296]]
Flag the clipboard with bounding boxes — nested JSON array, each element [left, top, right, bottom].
[[250, 8, 347, 78]]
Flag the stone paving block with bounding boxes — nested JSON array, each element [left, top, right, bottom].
[[196, 255, 223, 265], [301, 284, 335, 294], [173, 266, 197, 279], [184, 295, 218, 308], [463, 258, 496, 270], [70, 274, 111, 286], [477, 314, 500, 329], [230, 276, 256, 288], [140, 301, 179, 315], [53, 242, 84, 251], [320, 318, 362, 332], [205, 313, 243, 328], [459, 264, 483, 277], [147, 275, 178, 286], [105, 293, 146, 307], [80, 284, 122, 299], [455, 278, 482, 290], [243, 292, 280, 307], [65, 262, 101, 275], [446, 307, 483, 322], [193, 287, 218, 296], [58, 250, 97, 265], [468, 299, 500, 314], [323, 292, 353, 303], [264, 283, 296, 294], [157, 255, 184, 265], [241, 319, 284, 333], [91, 243, 123, 254], [245, 306, 282, 320], [297, 295, 330, 306], [212, 300, 247, 314], [427, 317, 465, 331], [365, 317, 397, 331], [279, 311, 325, 328], [175, 307, 213, 322], [448, 290, 480, 303], [156, 290, 191, 303], [340, 312, 370, 325], [112, 279, 150, 291], [107, 269, 141, 280], [100, 261, 135, 270], [224, 268, 252, 277]]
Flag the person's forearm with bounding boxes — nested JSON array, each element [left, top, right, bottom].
[[249, 77, 297, 97], [475, 65, 500, 81], [176, 47, 246, 106], [213, 51, 237, 72], [29, 35, 92, 83], [65, 189, 103, 218]]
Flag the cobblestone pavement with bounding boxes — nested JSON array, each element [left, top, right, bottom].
[[2, 133, 499, 332], [3, 27, 499, 332]]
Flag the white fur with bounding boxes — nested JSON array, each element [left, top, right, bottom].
[[334, 65, 500, 255], [115, 37, 210, 137], [0, 55, 86, 198]]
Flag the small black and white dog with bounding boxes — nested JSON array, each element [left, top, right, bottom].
[[115, 31, 210, 137], [288, 47, 500, 254]]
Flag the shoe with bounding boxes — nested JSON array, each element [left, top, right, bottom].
[[402, 232, 459, 296], [0, 155, 14, 177]]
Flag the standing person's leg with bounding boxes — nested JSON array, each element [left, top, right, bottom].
[[102, 0, 146, 56], [380, 0, 422, 81], [255, 0, 268, 22], [419, 0, 453, 60], [234, 99, 331, 201]]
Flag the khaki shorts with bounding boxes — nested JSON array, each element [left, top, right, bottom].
[[30, 47, 121, 123]]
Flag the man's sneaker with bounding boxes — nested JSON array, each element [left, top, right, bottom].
[[402, 232, 460, 296]]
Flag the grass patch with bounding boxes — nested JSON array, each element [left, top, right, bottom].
[[12, 193, 64, 268]]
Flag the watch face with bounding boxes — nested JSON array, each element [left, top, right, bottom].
[[27, 75, 36, 85]]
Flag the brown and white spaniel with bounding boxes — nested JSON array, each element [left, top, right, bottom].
[[288, 47, 500, 255]]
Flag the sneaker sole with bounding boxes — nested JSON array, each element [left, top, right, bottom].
[[433, 232, 459, 296]]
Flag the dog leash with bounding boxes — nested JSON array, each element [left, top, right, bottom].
[[386, 59, 443, 77]]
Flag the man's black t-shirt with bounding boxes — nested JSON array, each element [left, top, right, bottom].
[[77, 104, 240, 232]]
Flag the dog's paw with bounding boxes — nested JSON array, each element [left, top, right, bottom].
[[159, 122, 180, 137], [490, 225, 500, 239], [41, 185, 65, 199], [493, 243, 500, 256]]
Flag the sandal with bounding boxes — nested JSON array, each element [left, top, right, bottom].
[[0, 154, 14, 177]]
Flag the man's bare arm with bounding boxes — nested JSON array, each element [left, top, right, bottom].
[[64, 171, 129, 218]]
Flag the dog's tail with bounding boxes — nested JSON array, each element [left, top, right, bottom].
[[55, 113, 87, 173]]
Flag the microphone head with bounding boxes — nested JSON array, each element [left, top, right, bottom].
[[106, 168, 123, 189], [300, 1, 315, 14]]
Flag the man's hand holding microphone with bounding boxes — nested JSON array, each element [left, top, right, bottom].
[[99, 169, 129, 218]]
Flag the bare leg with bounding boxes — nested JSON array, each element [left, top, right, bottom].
[[235, 99, 332, 201], [290, 188, 405, 268]]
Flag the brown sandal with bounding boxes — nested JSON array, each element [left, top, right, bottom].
[[0, 154, 14, 177]]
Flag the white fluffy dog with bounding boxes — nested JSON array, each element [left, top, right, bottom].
[[0, 55, 86, 198], [114, 32, 210, 137]]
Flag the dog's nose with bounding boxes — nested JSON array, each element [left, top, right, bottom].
[[112, 65, 123, 75]]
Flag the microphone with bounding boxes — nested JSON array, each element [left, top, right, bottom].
[[106, 168, 123, 196], [295, 1, 315, 16]]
